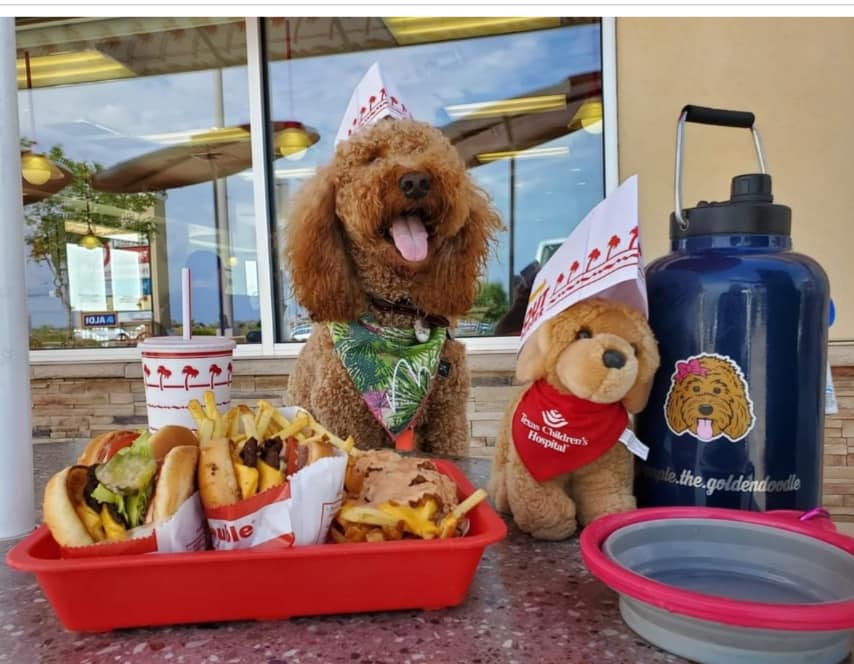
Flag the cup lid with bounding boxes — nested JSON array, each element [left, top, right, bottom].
[[139, 336, 235, 353]]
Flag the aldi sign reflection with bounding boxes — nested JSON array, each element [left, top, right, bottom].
[[82, 312, 118, 327]]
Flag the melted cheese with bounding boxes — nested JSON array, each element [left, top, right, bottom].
[[257, 459, 284, 492], [235, 462, 259, 499], [100, 505, 128, 542], [75, 503, 106, 542]]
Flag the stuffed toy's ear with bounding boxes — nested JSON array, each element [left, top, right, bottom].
[[516, 323, 550, 383], [284, 165, 365, 321]]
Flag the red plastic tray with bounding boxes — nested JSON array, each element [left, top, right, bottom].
[[7, 460, 505, 632]]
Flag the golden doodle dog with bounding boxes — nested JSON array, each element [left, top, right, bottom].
[[285, 118, 501, 455], [664, 354, 754, 442], [488, 299, 659, 540]]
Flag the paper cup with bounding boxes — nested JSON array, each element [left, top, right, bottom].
[[139, 337, 236, 432]]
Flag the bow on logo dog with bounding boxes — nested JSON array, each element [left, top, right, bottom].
[[674, 358, 708, 382]]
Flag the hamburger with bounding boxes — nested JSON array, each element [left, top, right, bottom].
[[198, 434, 336, 509], [43, 426, 200, 547]]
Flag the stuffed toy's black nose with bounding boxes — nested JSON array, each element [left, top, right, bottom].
[[699, 404, 714, 416], [399, 171, 431, 199], [602, 349, 626, 369]]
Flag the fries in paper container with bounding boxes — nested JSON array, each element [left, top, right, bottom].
[[191, 396, 350, 550]]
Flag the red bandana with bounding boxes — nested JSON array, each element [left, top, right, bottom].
[[511, 379, 628, 481]]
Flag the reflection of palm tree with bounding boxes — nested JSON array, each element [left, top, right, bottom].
[[209, 364, 222, 389], [157, 365, 172, 390], [182, 365, 199, 390]]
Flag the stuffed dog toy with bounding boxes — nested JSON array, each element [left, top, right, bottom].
[[284, 118, 501, 455], [488, 298, 660, 540]]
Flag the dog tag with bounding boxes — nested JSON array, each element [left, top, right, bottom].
[[414, 318, 430, 343], [619, 428, 649, 460]]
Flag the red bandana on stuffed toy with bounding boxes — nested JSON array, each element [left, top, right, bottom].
[[511, 379, 628, 482]]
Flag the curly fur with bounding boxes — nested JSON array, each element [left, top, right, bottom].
[[284, 118, 502, 455], [665, 354, 754, 442], [488, 299, 660, 540]]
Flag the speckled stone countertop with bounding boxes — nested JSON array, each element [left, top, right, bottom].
[[0, 441, 704, 663]]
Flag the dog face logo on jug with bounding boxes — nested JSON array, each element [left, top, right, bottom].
[[664, 353, 755, 443]]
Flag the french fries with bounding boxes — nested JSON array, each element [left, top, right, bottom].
[[187, 390, 354, 455]]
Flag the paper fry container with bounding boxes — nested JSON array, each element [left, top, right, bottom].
[[139, 337, 235, 432], [203, 406, 348, 550]]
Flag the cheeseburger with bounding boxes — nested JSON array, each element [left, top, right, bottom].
[[43, 426, 199, 547], [198, 434, 336, 509]]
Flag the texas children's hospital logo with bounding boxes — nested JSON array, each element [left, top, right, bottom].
[[664, 353, 755, 443]]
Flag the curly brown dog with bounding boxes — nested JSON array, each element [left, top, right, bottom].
[[488, 299, 659, 540], [664, 353, 754, 442], [284, 118, 501, 455]]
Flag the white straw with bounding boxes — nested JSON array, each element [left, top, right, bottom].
[[182, 267, 192, 340]]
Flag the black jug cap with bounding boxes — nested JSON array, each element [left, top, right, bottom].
[[670, 173, 792, 239]]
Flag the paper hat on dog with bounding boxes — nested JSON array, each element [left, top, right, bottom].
[[519, 175, 647, 350], [335, 62, 414, 146]]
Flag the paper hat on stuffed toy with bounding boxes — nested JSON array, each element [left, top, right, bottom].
[[519, 175, 647, 350], [335, 62, 414, 146]]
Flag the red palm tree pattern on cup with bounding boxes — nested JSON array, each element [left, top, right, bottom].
[[628, 226, 639, 250], [182, 365, 199, 390], [209, 364, 222, 389], [156, 365, 172, 390], [143, 364, 151, 379], [227, 362, 233, 383]]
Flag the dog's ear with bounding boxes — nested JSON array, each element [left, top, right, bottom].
[[418, 182, 504, 317], [622, 328, 661, 414], [516, 322, 550, 383], [723, 374, 754, 440], [284, 165, 365, 321]]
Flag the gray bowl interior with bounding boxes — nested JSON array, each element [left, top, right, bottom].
[[603, 518, 854, 605]]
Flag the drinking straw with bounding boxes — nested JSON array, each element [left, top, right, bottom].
[[182, 268, 192, 340]]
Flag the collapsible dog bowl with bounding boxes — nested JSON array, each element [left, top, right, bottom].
[[581, 507, 854, 664]]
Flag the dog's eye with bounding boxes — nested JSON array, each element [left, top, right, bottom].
[[576, 328, 592, 340], [692, 385, 700, 393], [713, 387, 721, 395]]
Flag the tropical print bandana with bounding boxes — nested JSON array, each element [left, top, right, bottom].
[[328, 316, 446, 442], [511, 379, 628, 481]]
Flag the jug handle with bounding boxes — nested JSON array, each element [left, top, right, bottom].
[[674, 104, 768, 230]]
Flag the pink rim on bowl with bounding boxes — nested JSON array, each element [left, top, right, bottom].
[[580, 506, 854, 631]]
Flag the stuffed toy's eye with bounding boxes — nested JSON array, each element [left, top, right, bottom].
[[692, 385, 701, 393], [713, 387, 722, 394], [576, 328, 592, 340]]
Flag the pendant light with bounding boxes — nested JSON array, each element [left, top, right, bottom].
[[276, 19, 318, 161], [77, 200, 102, 250]]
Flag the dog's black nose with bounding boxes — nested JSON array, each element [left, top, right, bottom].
[[602, 349, 626, 369], [399, 171, 431, 199], [699, 404, 714, 416]]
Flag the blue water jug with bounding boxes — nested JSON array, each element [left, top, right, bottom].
[[635, 105, 830, 511]]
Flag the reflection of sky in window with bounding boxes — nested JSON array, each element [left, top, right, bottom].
[[21, 21, 603, 328]]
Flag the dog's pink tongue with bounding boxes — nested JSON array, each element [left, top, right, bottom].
[[390, 215, 428, 262], [697, 418, 714, 441]]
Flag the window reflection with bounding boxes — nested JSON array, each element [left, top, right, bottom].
[[265, 18, 604, 340], [17, 18, 260, 349]]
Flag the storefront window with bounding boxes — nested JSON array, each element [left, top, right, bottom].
[[17, 18, 261, 349], [264, 18, 605, 340]]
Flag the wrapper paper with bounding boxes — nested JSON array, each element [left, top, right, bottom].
[[60, 492, 207, 559], [202, 406, 348, 551]]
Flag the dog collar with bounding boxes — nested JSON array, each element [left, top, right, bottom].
[[368, 296, 450, 329]]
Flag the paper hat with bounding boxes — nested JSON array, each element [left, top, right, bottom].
[[519, 175, 647, 349], [335, 62, 414, 146]]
